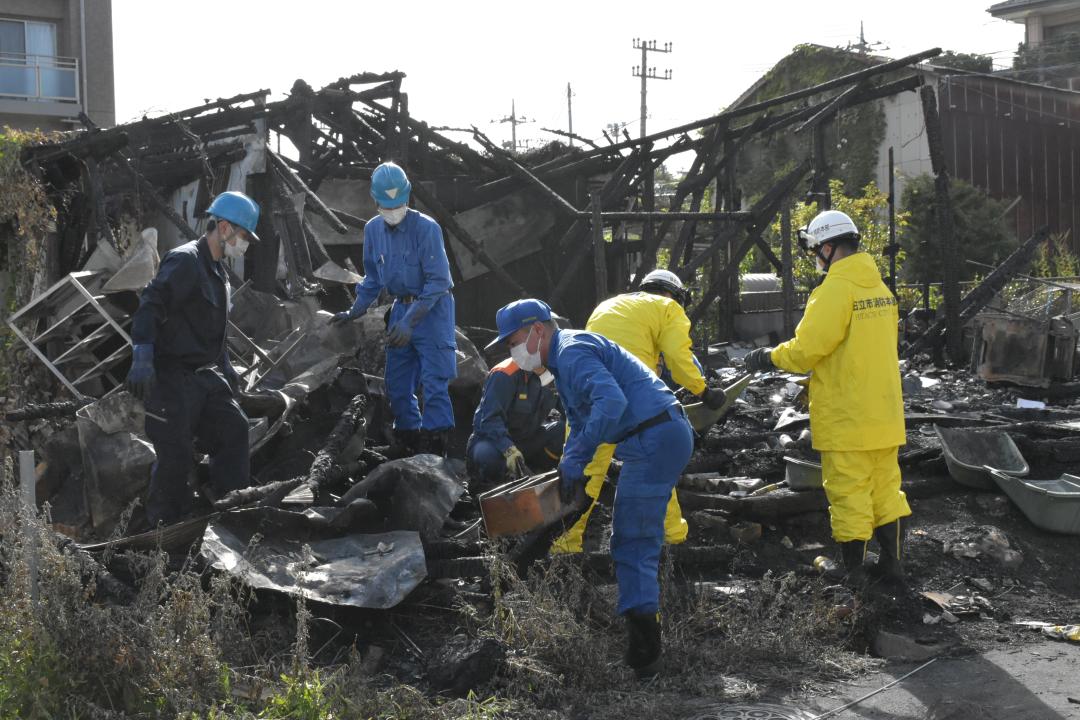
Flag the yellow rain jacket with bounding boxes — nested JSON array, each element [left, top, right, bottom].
[[586, 292, 706, 395], [770, 253, 905, 452]]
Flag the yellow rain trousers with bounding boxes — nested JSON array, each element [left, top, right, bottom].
[[551, 293, 700, 553], [770, 253, 910, 541]]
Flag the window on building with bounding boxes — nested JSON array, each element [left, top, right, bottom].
[[1045, 20, 1080, 41], [0, 18, 76, 102]]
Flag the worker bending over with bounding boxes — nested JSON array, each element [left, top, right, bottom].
[[489, 298, 694, 678], [552, 269, 725, 553], [744, 210, 909, 590]]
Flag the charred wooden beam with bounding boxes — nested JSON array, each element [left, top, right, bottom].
[[549, 149, 647, 305], [920, 85, 962, 364], [904, 226, 1050, 358], [686, 160, 811, 323], [540, 126, 601, 150], [575, 48, 941, 158], [268, 150, 350, 234], [471, 128, 581, 218], [681, 159, 810, 282], [407, 180, 529, 297], [794, 80, 867, 134]]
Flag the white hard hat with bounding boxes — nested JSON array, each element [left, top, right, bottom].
[[799, 210, 860, 251], [640, 268, 689, 305]]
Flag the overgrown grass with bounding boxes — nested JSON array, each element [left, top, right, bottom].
[[0, 449, 878, 718], [0, 454, 553, 719], [476, 551, 878, 719]]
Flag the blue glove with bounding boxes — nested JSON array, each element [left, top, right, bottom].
[[558, 464, 586, 505], [387, 321, 412, 348], [125, 344, 156, 401], [329, 308, 364, 326], [743, 347, 775, 373]]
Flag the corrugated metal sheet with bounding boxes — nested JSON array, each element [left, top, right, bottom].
[[938, 75, 1080, 245]]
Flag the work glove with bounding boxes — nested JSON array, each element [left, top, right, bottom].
[[701, 386, 727, 411], [504, 445, 530, 479], [329, 308, 363, 326], [743, 347, 775, 373], [558, 465, 587, 505], [125, 344, 156, 401], [386, 321, 412, 348]]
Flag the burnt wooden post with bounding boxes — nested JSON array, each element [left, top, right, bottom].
[[920, 85, 961, 365], [592, 191, 608, 303], [812, 125, 831, 210], [247, 172, 279, 293], [886, 146, 899, 296], [720, 137, 739, 341], [781, 204, 796, 339], [641, 141, 655, 279]]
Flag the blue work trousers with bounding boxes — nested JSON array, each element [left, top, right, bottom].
[[385, 302, 457, 431], [144, 366, 250, 525], [611, 410, 694, 615], [467, 420, 565, 485]]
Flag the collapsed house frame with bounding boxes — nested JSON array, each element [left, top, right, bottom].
[[13, 46, 1015, 398]]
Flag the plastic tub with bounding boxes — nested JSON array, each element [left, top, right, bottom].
[[988, 469, 1080, 535], [784, 455, 823, 491], [934, 425, 1029, 490]]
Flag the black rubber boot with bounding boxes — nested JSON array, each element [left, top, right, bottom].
[[390, 429, 422, 458], [419, 429, 449, 457], [872, 519, 908, 592], [624, 611, 662, 679], [839, 540, 870, 589]]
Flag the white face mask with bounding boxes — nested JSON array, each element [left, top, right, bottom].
[[510, 327, 543, 373], [223, 229, 249, 259], [379, 205, 408, 226]]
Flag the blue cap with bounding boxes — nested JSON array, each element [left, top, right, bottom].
[[485, 299, 553, 350]]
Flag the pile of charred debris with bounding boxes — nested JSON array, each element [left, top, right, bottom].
[[2, 52, 1080, 711]]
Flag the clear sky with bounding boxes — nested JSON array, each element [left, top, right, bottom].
[[113, 1, 1023, 153]]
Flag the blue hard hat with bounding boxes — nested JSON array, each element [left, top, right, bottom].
[[206, 191, 260, 241], [485, 299, 553, 350], [370, 162, 412, 208]]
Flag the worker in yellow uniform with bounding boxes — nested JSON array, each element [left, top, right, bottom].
[[744, 210, 909, 590], [552, 269, 726, 554]]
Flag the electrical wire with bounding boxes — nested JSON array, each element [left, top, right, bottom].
[[809, 657, 939, 720]]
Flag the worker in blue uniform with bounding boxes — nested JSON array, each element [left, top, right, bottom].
[[466, 357, 564, 486], [125, 191, 260, 526], [487, 298, 694, 678], [330, 162, 457, 454]]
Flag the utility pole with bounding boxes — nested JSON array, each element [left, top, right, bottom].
[[567, 83, 574, 148], [631, 38, 672, 282], [492, 99, 533, 154], [632, 38, 672, 138]]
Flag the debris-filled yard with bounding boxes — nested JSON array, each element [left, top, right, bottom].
[[3, 52, 1080, 720]]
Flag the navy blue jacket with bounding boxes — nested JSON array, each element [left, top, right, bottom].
[[131, 237, 230, 369], [468, 359, 559, 453]]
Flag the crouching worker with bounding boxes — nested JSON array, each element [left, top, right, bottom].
[[125, 191, 260, 526], [743, 210, 910, 591], [489, 298, 694, 678], [465, 353, 564, 488]]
